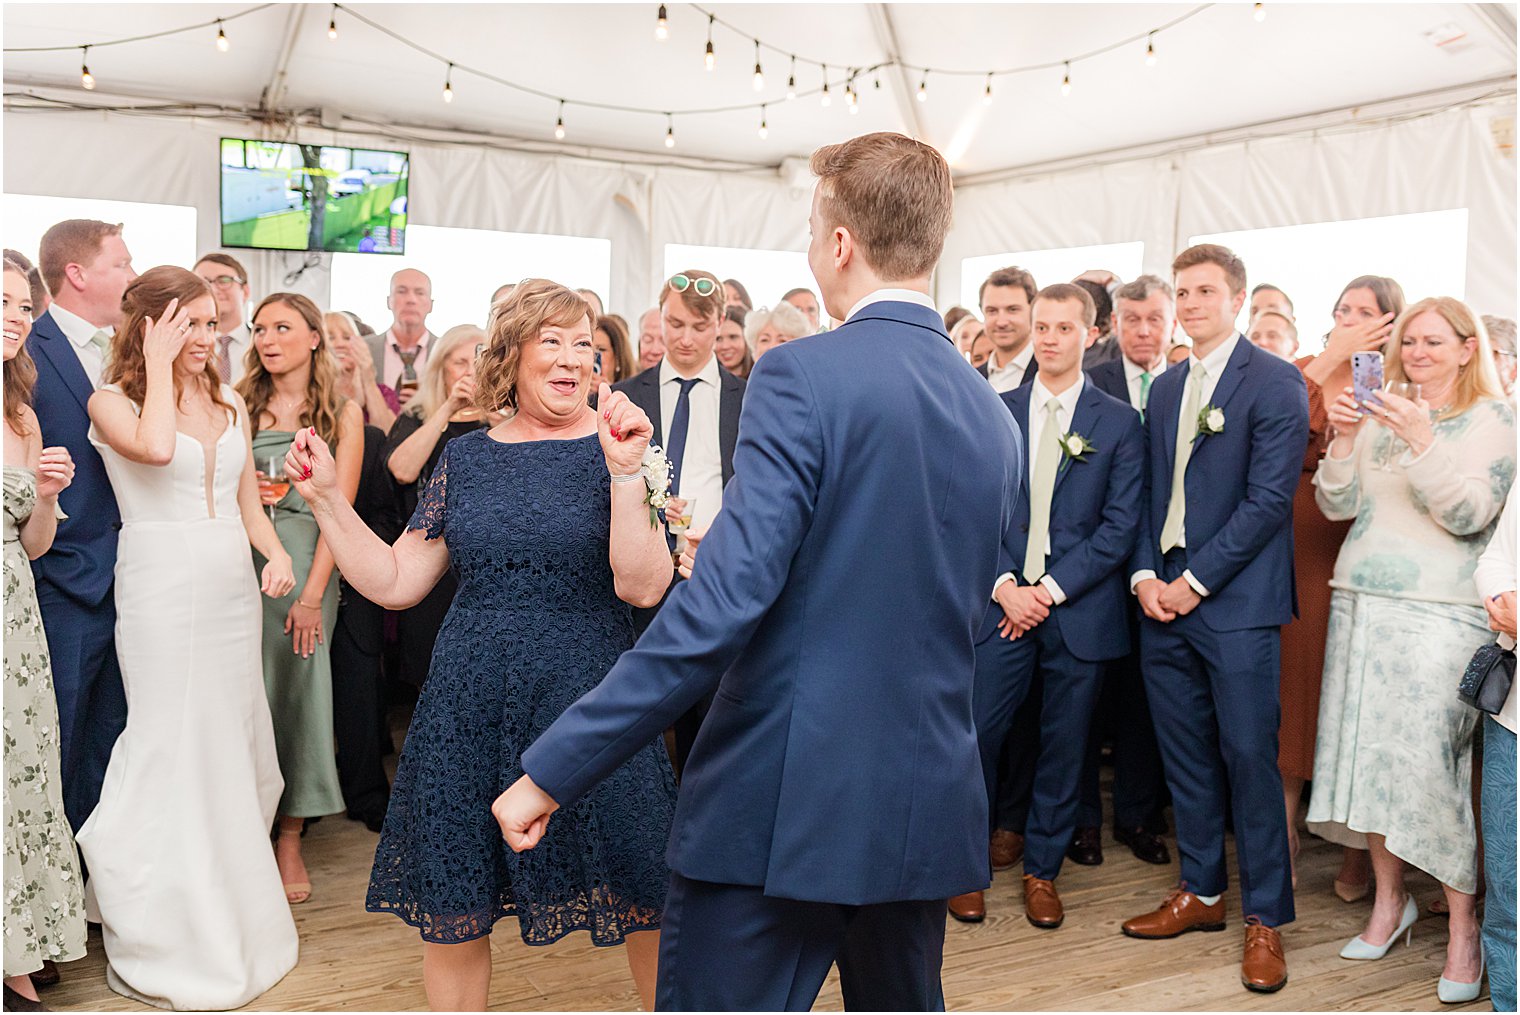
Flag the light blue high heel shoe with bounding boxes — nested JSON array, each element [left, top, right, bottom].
[[1340, 894, 1418, 959], [1437, 948, 1485, 1004]]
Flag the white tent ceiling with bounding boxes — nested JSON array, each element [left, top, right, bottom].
[[4, 2, 1516, 176]]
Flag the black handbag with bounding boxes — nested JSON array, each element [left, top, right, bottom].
[[1458, 641, 1516, 715]]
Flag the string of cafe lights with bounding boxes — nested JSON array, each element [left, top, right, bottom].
[[6, 1, 1264, 144]]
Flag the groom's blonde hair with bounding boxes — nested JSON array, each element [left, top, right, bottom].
[[810, 133, 953, 282]]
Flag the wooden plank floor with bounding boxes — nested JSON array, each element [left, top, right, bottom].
[[43, 731, 1491, 1012]]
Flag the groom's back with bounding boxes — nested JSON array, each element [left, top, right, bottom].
[[670, 304, 1022, 905]]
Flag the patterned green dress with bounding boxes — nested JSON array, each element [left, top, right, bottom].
[[250, 431, 343, 818], [1307, 398, 1517, 892], [3, 466, 86, 976]]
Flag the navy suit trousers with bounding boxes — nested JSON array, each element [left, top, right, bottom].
[[655, 874, 947, 1011], [35, 585, 126, 833], [972, 612, 1105, 880], [1077, 606, 1168, 832], [1139, 550, 1295, 926]]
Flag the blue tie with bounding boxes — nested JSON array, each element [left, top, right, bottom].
[[666, 377, 701, 494]]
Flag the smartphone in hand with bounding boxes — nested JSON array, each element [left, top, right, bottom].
[[1351, 351, 1384, 414]]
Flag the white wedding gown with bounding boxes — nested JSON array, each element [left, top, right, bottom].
[[77, 385, 298, 1010]]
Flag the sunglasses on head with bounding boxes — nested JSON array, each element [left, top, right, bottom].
[[668, 273, 718, 298]]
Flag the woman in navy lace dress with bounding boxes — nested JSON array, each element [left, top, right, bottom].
[[284, 280, 676, 1010]]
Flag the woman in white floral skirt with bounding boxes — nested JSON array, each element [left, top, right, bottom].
[[2, 257, 85, 1008]]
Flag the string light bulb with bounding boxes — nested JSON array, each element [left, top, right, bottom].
[[1145, 32, 1157, 66], [1061, 61, 1071, 97], [327, 5, 338, 40], [916, 70, 928, 103], [846, 74, 858, 114], [665, 115, 675, 148], [786, 55, 797, 99], [820, 64, 831, 106], [758, 105, 768, 140], [752, 41, 764, 91], [703, 15, 714, 71], [654, 4, 669, 41], [442, 63, 454, 103], [215, 19, 230, 52], [983, 72, 994, 105], [79, 46, 94, 90], [1254, 2, 1266, 21], [554, 100, 565, 140]]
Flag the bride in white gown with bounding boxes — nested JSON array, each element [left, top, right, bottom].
[[77, 267, 300, 1010]]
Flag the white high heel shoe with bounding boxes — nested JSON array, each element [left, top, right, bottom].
[[1340, 895, 1418, 959], [1437, 949, 1485, 1004]]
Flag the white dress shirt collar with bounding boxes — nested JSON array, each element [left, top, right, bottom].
[[1123, 355, 1165, 383], [48, 302, 113, 349], [845, 288, 937, 322], [1190, 333, 1240, 382], [1029, 373, 1085, 422], [659, 352, 722, 388]]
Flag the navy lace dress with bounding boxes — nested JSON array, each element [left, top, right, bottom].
[[366, 429, 676, 945]]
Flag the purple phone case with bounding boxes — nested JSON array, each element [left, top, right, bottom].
[[1352, 352, 1383, 413]]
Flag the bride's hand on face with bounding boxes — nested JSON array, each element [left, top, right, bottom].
[[597, 383, 652, 477]]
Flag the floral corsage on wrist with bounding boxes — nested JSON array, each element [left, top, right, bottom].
[[1197, 404, 1226, 437], [1058, 430, 1095, 469], [638, 445, 673, 528]]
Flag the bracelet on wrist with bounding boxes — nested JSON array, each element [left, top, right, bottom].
[[295, 598, 321, 610], [610, 471, 643, 484]]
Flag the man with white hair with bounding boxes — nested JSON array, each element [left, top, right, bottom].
[[367, 267, 436, 408]]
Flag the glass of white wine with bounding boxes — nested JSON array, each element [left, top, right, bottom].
[[666, 494, 697, 561], [1378, 380, 1421, 471]]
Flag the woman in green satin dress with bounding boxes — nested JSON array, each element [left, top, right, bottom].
[[237, 292, 363, 905]]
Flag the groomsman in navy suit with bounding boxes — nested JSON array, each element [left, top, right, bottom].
[[953, 284, 1142, 930], [1073, 275, 1175, 867], [30, 220, 136, 832], [494, 132, 1022, 1011], [1122, 244, 1307, 994]]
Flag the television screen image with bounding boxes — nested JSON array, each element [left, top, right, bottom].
[[220, 138, 409, 254]]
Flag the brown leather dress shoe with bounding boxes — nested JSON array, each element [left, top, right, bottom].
[[1121, 887, 1227, 939], [1114, 825, 1171, 865], [30, 961, 59, 988], [948, 890, 985, 923], [1066, 826, 1103, 866], [1022, 875, 1064, 929], [989, 829, 1024, 871], [1241, 922, 1288, 993]]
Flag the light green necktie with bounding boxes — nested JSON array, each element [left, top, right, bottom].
[[1159, 362, 1206, 553], [1023, 396, 1064, 582], [89, 329, 112, 375], [1139, 371, 1154, 419]]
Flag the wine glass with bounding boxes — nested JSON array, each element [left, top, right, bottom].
[[666, 494, 697, 561], [1377, 381, 1421, 471], [258, 453, 291, 520]]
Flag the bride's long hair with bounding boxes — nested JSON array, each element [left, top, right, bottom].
[[108, 265, 234, 417]]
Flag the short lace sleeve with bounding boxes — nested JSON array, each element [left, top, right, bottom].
[[406, 438, 451, 540]]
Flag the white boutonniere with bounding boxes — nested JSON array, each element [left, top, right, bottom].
[[641, 445, 672, 528], [1058, 431, 1095, 468], [1197, 404, 1225, 437]]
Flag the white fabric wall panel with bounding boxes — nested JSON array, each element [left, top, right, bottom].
[[938, 159, 1180, 307]]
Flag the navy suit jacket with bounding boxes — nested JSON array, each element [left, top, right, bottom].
[[979, 381, 1143, 662], [1133, 337, 1307, 631], [28, 309, 119, 607], [523, 301, 1023, 905], [1085, 358, 1132, 408], [611, 361, 744, 487]]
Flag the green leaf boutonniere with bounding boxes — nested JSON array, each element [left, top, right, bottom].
[[1058, 431, 1095, 468], [1197, 404, 1225, 437]]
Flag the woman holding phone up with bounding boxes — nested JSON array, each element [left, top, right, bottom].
[[1307, 297, 1514, 1001]]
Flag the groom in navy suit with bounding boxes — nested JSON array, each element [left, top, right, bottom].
[[30, 220, 136, 832], [493, 133, 1023, 1011], [958, 284, 1142, 930], [1121, 244, 1307, 994]]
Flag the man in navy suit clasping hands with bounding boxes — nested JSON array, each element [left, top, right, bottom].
[[953, 283, 1143, 930]]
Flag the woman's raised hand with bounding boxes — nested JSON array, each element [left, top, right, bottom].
[[285, 427, 339, 505], [1321, 312, 1395, 366], [597, 383, 652, 476], [142, 297, 191, 370]]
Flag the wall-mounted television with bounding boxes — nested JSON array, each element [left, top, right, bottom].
[[219, 138, 409, 254]]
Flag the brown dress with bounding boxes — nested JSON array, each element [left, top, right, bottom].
[[1278, 357, 1353, 781]]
